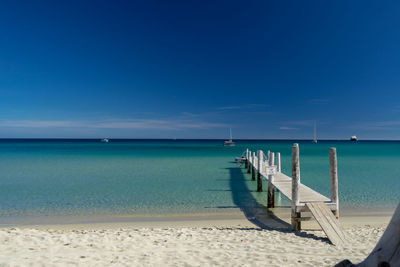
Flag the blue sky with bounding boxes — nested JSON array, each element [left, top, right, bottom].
[[1, 0, 400, 139]]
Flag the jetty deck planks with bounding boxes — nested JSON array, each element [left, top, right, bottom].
[[269, 173, 330, 202], [306, 202, 346, 246]]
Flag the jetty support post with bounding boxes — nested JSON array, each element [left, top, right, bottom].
[[245, 148, 249, 168], [267, 152, 275, 208], [329, 148, 339, 218], [291, 143, 301, 231], [276, 152, 282, 204], [276, 152, 281, 172], [251, 152, 256, 180], [247, 150, 251, 173], [257, 150, 263, 192]]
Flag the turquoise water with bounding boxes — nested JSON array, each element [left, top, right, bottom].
[[0, 140, 399, 221]]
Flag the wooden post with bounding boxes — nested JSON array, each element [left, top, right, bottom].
[[257, 150, 263, 192], [270, 152, 275, 183], [247, 150, 251, 173], [291, 143, 301, 231], [267, 152, 275, 208], [329, 148, 339, 218], [251, 152, 256, 180], [276, 152, 281, 172], [276, 152, 282, 203], [245, 148, 249, 168], [267, 150, 271, 163]]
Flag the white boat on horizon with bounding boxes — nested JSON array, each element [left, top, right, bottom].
[[350, 135, 358, 141], [101, 138, 109, 143], [224, 128, 235, 146]]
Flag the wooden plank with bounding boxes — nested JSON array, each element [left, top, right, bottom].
[[298, 202, 337, 212], [307, 202, 342, 246], [268, 173, 330, 202], [297, 217, 314, 221], [318, 202, 346, 242], [318, 204, 346, 244], [306, 202, 346, 246]]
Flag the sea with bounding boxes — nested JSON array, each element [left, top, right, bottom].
[[0, 139, 399, 224]]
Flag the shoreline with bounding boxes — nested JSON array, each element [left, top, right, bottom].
[[1, 207, 393, 230]]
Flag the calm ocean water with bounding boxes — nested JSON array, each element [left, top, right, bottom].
[[0, 139, 399, 221]]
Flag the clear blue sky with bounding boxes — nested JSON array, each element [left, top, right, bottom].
[[1, 0, 400, 139]]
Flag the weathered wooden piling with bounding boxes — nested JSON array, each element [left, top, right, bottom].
[[276, 152, 281, 172], [245, 148, 249, 168], [251, 152, 256, 180], [247, 150, 251, 173], [291, 143, 301, 231], [267, 152, 275, 208], [329, 148, 339, 217], [244, 148, 249, 169], [257, 150, 263, 192], [270, 152, 275, 182]]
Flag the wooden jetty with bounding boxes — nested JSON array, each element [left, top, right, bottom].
[[243, 144, 346, 246]]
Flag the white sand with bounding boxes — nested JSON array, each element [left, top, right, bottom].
[[0, 222, 386, 266]]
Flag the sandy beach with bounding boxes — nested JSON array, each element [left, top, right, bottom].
[[3, 0, 400, 264], [0, 212, 392, 266]]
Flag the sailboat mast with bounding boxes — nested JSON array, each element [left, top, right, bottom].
[[230, 128, 232, 141]]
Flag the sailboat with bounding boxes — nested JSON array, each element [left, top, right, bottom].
[[224, 128, 235, 146], [312, 121, 317, 143]]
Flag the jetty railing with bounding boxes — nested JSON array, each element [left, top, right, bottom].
[[243, 144, 344, 245]]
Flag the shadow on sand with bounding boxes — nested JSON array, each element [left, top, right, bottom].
[[225, 166, 328, 242], [227, 166, 290, 230]]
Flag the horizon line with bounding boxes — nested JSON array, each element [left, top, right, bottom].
[[0, 138, 397, 141]]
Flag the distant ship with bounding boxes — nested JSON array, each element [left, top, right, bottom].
[[224, 128, 235, 146], [101, 138, 109, 143], [312, 121, 317, 143], [350, 135, 358, 142]]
